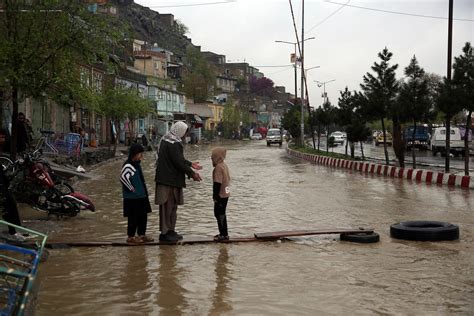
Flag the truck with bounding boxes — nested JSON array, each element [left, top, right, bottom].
[[404, 126, 430, 150], [430, 127, 467, 157]]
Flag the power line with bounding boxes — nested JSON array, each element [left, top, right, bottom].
[[324, 0, 474, 22], [306, 0, 350, 33], [253, 65, 294, 68], [267, 67, 294, 76], [145, 0, 237, 9]]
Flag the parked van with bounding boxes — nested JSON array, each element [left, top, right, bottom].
[[430, 127, 467, 157]]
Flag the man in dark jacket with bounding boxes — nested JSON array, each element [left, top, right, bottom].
[[155, 121, 202, 242]]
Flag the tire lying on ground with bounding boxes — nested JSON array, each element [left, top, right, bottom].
[[340, 232, 380, 243], [390, 221, 459, 241]]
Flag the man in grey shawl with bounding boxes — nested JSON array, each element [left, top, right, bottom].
[[155, 121, 202, 242]]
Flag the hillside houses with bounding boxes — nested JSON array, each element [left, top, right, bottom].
[[0, 2, 294, 150]]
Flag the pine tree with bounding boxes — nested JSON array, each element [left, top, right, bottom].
[[453, 42, 474, 175], [360, 47, 399, 165]]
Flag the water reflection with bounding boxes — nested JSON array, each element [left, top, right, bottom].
[[209, 245, 232, 315], [120, 248, 151, 308], [156, 247, 188, 315]]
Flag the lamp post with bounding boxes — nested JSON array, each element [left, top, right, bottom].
[[315, 79, 336, 104], [275, 36, 315, 146], [275, 37, 315, 102]]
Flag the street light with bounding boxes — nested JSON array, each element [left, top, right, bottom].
[[315, 79, 336, 104], [275, 37, 315, 103]]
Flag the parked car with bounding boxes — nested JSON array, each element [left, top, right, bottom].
[[329, 131, 345, 145], [375, 131, 393, 146], [250, 132, 263, 140], [266, 128, 282, 146]]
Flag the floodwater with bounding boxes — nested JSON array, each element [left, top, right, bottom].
[[34, 141, 473, 315]]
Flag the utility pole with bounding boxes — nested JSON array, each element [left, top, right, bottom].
[[300, 0, 305, 147], [275, 37, 315, 107], [445, 0, 453, 173]]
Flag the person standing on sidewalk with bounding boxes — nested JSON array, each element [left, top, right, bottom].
[[155, 121, 202, 242], [120, 144, 154, 244], [211, 147, 231, 241]]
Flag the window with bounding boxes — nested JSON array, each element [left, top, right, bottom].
[[92, 71, 103, 93], [167, 93, 171, 101], [80, 67, 90, 88], [172, 94, 177, 102]]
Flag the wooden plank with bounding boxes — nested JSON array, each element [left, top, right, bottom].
[[254, 228, 374, 239], [37, 228, 374, 248], [42, 235, 260, 248]]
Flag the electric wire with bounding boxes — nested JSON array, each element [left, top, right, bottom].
[[145, 0, 236, 9], [267, 66, 294, 76], [324, 0, 474, 22], [306, 0, 350, 33]]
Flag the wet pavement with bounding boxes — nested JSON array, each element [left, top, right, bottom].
[[33, 140, 474, 314]]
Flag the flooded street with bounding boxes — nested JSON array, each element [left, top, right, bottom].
[[35, 141, 474, 315]]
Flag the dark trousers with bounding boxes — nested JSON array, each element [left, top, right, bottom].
[[214, 198, 228, 236], [0, 177, 21, 235], [3, 194, 21, 235], [127, 209, 147, 237], [124, 198, 150, 237]]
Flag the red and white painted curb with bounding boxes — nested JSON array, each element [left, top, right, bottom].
[[286, 148, 473, 189]]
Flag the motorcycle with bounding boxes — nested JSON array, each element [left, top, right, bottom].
[[4, 149, 95, 217]]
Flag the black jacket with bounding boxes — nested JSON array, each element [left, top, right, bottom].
[[155, 140, 194, 188]]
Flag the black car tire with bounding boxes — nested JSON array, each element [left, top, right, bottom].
[[390, 221, 459, 241], [340, 232, 380, 243]]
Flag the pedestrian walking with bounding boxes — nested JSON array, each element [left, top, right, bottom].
[[17, 112, 30, 153], [211, 147, 230, 241], [120, 144, 154, 244], [155, 121, 202, 242]]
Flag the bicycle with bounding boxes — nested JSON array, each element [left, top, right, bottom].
[[37, 130, 58, 155]]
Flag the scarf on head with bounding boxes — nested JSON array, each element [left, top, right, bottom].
[[156, 121, 188, 161]]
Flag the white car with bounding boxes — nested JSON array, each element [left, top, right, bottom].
[[329, 131, 345, 144], [250, 133, 263, 140]]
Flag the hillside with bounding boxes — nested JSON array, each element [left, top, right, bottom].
[[114, 0, 197, 56]]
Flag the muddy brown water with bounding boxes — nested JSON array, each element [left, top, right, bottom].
[[30, 141, 473, 315]]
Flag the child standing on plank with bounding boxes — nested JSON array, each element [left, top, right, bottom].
[[211, 147, 230, 241], [120, 144, 154, 244]]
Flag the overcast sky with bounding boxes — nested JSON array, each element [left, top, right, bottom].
[[134, 0, 473, 108]]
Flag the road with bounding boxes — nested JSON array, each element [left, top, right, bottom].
[[33, 140, 473, 315]]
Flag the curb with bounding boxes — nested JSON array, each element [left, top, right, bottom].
[[286, 148, 473, 190]]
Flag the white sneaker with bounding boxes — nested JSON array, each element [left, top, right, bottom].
[[10, 233, 26, 242]]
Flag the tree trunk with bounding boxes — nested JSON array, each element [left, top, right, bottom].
[[381, 118, 389, 165], [112, 121, 119, 156], [345, 137, 348, 157], [317, 125, 321, 151], [9, 85, 19, 160], [465, 111, 472, 176], [392, 119, 405, 168], [445, 116, 451, 172], [326, 125, 329, 154], [411, 120, 417, 169], [360, 141, 365, 160], [350, 142, 355, 158]]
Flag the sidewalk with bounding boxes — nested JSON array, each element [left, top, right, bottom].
[[287, 147, 474, 190]]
